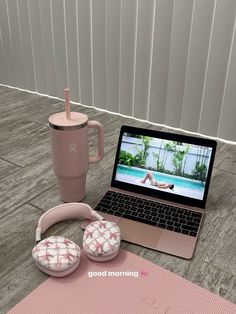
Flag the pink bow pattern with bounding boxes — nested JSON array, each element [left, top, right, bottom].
[[83, 221, 120, 257], [32, 236, 80, 271]]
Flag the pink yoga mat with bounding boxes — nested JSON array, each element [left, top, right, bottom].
[[8, 250, 235, 314]]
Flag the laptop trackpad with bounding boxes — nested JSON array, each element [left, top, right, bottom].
[[119, 218, 162, 248]]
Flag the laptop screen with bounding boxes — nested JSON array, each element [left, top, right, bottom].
[[112, 126, 217, 208]]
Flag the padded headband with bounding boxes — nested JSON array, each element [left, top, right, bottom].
[[35, 203, 103, 242]]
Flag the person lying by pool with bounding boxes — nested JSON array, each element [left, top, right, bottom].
[[139, 171, 174, 190]]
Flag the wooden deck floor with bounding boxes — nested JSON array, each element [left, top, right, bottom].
[[0, 85, 235, 313]]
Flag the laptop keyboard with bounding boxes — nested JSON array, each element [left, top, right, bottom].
[[94, 191, 202, 237]]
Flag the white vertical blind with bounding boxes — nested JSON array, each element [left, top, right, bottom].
[[28, 0, 47, 93], [64, 0, 80, 102], [198, 0, 236, 137], [181, 0, 215, 133], [38, 0, 57, 95], [105, 0, 120, 113], [7, 0, 25, 89], [0, 0, 236, 141], [119, 0, 137, 117], [51, 0, 68, 99], [165, 0, 194, 128], [92, 0, 106, 108], [218, 14, 236, 140], [0, 0, 15, 86], [133, 0, 154, 120], [77, 0, 92, 106], [149, 0, 174, 125]]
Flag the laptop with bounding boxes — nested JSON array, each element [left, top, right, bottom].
[[84, 125, 217, 259]]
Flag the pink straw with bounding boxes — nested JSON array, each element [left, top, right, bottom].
[[64, 88, 71, 120]]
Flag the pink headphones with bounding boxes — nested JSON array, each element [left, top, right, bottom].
[[32, 203, 121, 277]]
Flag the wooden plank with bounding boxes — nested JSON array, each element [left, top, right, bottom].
[[187, 261, 236, 303], [0, 88, 35, 105], [1, 259, 46, 314], [203, 208, 236, 275], [0, 158, 20, 179], [1, 134, 50, 167], [0, 203, 71, 313], [214, 144, 236, 174], [0, 85, 12, 93], [0, 157, 56, 219], [0, 216, 91, 313], [0, 95, 83, 126], [206, 168, 236, 213], [0, 204, 65, 278]]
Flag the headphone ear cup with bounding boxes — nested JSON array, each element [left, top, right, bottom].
[[32, 236, 81, 277], [83, 220, 121, 262]]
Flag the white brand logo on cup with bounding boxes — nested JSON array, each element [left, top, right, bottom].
[[68, 143, 77, 153]]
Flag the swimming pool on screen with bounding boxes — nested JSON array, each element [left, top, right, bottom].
[[115, 164, 205, 200]]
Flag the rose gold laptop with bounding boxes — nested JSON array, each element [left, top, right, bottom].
[[83, 125, 217, 259]]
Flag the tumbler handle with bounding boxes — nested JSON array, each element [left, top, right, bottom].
[[88, 121, 104, 164]]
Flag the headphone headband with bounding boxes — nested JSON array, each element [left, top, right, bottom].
[[36, 203, 103, 242]]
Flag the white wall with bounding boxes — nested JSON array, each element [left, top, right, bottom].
[[0, 0, 236, 141]]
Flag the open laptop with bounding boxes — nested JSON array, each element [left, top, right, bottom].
[[85, 125, 217, 259]]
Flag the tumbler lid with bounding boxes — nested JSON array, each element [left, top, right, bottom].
[[49, 112, 88, 130]]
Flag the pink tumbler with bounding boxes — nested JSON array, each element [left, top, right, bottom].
[[48, 89, 104, 202]]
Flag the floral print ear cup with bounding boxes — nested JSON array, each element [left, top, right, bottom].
[[32, 236, 81, 277], [83, 220, 121, 262]]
